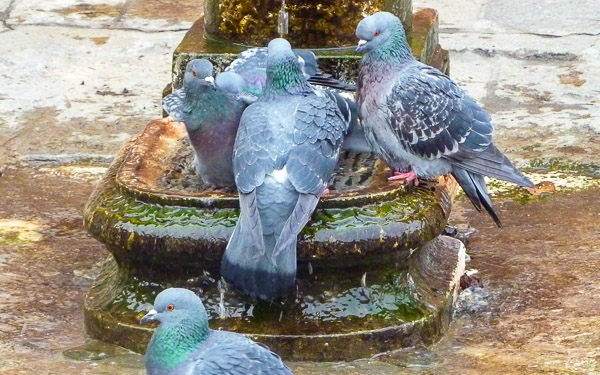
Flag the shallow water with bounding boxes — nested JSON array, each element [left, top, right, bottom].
[[1, 165, 600, 374]]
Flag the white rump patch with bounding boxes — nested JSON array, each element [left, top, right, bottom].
[[271, 167, 288, 183]]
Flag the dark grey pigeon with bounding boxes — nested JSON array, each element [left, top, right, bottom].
[[221, 38, 350, 300], [355, 12, 534, 227], [163, 59, 247, 188], [141, 288, 292, 375]]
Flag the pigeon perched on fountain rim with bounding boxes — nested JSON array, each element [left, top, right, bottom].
[[221, 38, 350, 300], [355, 11, 534, 227], [162, 59, 246, 189], [141, 288, 293, 375]]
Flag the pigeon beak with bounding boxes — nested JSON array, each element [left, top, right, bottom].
[[141, 309, 157, 324], [355, 39, 368, 53]]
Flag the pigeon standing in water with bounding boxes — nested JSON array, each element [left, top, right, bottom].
[[221, 38, 349, 300], [141, 288, 292, 375], [355, 12, 534, 227], [163, 59, 247, 188]]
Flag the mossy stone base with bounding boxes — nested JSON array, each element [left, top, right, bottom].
[[85, 235, 465, 361], [84, 118, 457, 278]]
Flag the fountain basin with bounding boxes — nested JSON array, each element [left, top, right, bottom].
[[83, 117, 460, 359], [84, 235, 465, 361], [81, 3, 463, 360]]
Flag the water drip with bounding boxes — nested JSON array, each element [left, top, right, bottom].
[[278, 0, 289, 37]]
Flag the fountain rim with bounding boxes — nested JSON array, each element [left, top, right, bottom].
[[114, 118, 413, 209]]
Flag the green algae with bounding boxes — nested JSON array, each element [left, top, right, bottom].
[[526, 157, 600, 178]]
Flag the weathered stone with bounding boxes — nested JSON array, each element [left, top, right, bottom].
[[84, 235, 465, 360], [82, 113, 461, 359], [84, 118, 458, 277], [204, 0, 412, 48]]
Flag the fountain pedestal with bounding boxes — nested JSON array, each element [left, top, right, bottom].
[[83, 3, 463, 361]]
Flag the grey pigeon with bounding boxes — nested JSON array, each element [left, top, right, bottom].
[[163, 59, 247, 188], [225, 47, 368, 153], [141, 288, 293, 375], [221, 38, 350, 300], [225, 47, 356, 93], [355, 12, 534, 227]]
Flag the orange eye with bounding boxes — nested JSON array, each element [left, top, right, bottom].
[[167, 304, 174, 311], [374, 31, 380, 36], [191, 70, 197, 77]]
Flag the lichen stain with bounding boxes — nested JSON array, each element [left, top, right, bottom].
[[558, 71, 586, 87], [54, 4, 123, 18], [0, 219, 44, 245], [90, 37, 110, 45]]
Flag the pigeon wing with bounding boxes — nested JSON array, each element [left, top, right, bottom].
[[387, 64, 493, 161], [233, 102, 285, 193], [387, 64, 532, 187], [182, 340, 292, 375], [163, 88, 187, 122], [287, 91, 349, 195]]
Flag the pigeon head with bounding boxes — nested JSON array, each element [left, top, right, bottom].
[[264, 38, 311, 95], [355, 12, 406, 54], [184, 59, 215, 88], [215, 71, 247, 94], [141, 288, 209, 328]]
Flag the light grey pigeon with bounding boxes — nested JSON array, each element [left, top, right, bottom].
[[355, 12, 534, 227], [141, 288, 292, 375], [221, 38, 350, 300], [163, 59, 247, 188]]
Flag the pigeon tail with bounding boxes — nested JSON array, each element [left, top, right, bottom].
[[452, 167, 502, 227], [449, 145, 534, 188], [221, 221, 296, 300]]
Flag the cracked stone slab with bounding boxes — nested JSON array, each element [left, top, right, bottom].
[[484, 0, 600, 36], [8, 0, 127, 28], [447, 50, 599, 164], [415, 0, 600, 36], [0, 25, 185, 163], [115, 0, 200, 32]]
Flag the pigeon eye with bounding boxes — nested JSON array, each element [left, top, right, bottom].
[[374, 31, 380, 37], [167, 304, 175, 311], [191, 70, 197, 77]]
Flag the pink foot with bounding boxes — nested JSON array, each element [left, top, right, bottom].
[[388, 171, 419, 186], [322, 188, 331, 196]]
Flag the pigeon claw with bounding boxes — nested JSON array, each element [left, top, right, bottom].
[[388, 171, 419, 186]]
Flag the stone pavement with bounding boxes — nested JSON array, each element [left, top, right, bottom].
[[1, 0, 599, 167], [1, 0, 600, 374]]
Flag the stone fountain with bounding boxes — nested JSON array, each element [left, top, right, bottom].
[[83, 0, 465, 361]]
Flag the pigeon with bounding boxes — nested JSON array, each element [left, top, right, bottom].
[[225, 47, 356, 93], [163, 57, 367, 189], [141, 288, 293, 375], [355, 12, 534, 227], [225, 47, 369, 153], [220, 38, 350, 300], [163, 59, 247, 188]]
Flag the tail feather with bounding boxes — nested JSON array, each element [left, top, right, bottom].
[[448, 145, 534, 188], [452, 167, 502, 227], [308, 74, 357, 92], [221, 191, 308, 300]]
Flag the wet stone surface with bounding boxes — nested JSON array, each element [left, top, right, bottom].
[[2, 165, 600, 373]]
